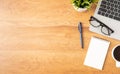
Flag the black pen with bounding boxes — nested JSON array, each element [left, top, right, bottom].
[[78, 22, 84, 48]]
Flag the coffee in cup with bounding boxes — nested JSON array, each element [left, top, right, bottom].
[[112, 45, 120, 68]]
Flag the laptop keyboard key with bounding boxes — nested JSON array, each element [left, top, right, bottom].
[[107, 2, 110, 5], [118, 2, 120, 4], [110, 7, 114, 10], [114, 9, 118, 12], [105, 14, 109, 17], [101, 12, 105, 16], [115, 5, 118, 8], [111, 4, 114, 7], [119, 14, 120, 17], [115, 13, 118, 16], [99, 8, 107, 12], [118, 10, 120, 13], [109, 15, 113, 18], [111, 0, 114, 3], [111, 12, 115, 15], [98, 11, 102, 15], [107, 10, 111, 14], [101, 1, 107, 4], [114, 1, 117, 4], [107, 6, 110, 9], [100, 4, 106, 8], [114, 17, 120, 21], [117, 6, 120, 9]]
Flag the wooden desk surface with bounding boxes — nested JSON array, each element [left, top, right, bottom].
[[0, 0, 120, 74]]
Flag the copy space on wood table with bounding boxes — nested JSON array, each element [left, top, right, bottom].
[[0, 0, 120, 74]]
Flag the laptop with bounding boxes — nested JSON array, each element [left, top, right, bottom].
[[89, 0, 120, 40]]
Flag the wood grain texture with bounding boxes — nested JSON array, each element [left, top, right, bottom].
[[0, 0, 120, 74]]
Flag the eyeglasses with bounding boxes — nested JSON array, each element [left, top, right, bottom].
[[89, 16, 114, 36]]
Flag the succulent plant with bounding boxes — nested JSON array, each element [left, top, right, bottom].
[[72, 0, 98, 9]]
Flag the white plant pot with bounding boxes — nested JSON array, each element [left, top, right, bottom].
[[73, 4, 87, 12]]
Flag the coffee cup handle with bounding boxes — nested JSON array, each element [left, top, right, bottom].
[[116, 61, 120, 68]]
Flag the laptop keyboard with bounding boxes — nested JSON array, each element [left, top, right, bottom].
[[98, 0, 120, 21]]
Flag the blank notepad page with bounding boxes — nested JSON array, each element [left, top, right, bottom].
[[84, 37, 110, 70]]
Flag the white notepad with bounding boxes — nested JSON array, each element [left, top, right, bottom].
[[84, 37, 110, 70]]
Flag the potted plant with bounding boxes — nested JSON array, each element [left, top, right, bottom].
[[72, 0, 98, 12]]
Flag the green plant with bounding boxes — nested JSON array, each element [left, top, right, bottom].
[[72, 0, 98, 9]]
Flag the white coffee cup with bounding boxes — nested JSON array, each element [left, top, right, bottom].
[[112, 45, 120, 68]]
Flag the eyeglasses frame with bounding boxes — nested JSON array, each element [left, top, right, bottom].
[[89, 16, 114, 36]]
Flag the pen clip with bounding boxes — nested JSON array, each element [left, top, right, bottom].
[[78, 22, 82, 33]]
